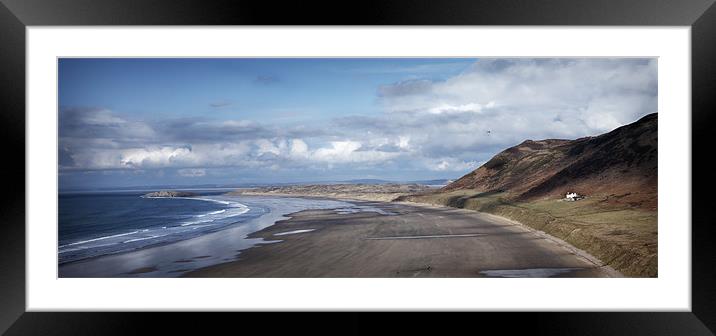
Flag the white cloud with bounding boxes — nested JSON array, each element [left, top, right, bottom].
[[301, 140, 399, 164], [380, 58, 657, 135], [428, 102, 493, 114], [290, 139, 309, 157], [312, 141, 362, 161], [119, 147, 194, 168], [59, 59, 657, 180], [178, 168, 206, 177], [429, 158, 479, 172], [255, 139, 281, 156], [60, 107, 156, 140], [398, 136, 410, 150]]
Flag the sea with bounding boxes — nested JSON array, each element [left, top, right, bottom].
[[58, 189, 391, 276], [58, 189, 267, 265]]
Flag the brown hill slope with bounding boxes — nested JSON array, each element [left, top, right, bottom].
[[443, 113, 657, 210]]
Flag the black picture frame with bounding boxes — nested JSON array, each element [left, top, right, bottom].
[[1, 0, 714, 334]]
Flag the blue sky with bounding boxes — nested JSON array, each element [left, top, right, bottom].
[[59, 58, 471, 123], [58, 58, 657, 190]]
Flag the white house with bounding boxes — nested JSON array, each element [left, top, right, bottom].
[[565, 192, 583, 201]]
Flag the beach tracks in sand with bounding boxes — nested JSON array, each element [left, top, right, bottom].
[[185, 201, 619, 278]]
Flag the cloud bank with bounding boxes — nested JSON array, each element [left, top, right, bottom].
[[59, 58, 657, 182]]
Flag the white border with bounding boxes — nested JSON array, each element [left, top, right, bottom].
[[27, 27, 691, 311]]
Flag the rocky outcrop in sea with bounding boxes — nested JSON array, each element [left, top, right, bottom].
[[142, 190, 198, 198]]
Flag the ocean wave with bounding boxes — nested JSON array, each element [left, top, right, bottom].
[[141, 195, 252, 226], [59, 196, 253, 258], [195, 209, 226, 217], [173, 198, 256, 231], [179, 218, 214, 226], [179, 203, 249, 226], [58, 241, 117, 254], [144, 195, 235, 207], [59, 230, 141, 248], [58, 195, 366, 268], [123, 234, 168, 244]]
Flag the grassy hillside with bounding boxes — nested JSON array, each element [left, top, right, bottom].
[[444, 113, 657, 210], [402, 114, 659, 277]]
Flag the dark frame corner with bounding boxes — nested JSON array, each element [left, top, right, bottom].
[[1, 0, 715, 334]]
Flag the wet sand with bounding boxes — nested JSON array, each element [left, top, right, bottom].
[[58, 196, 357, 277], [185, 201, 621, 278]]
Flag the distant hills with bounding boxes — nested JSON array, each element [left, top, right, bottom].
[[443, 113, 657, 210], [340, 179, 452, 186], [61, 179, 454, 193]]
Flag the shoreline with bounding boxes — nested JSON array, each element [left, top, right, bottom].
[[59, 192, 626, 278], [185, 198, 621, 278], [58, 195, 251, 266], [58, 195, 359, 277]]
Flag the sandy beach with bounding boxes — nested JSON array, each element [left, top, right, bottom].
[[58, 196, 358, 277], [185, 200, 620, 278]]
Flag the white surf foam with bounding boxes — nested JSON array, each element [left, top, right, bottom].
[[123, 234, 168, 244], [153, 196, 251, 226], [61, 197, 251, 254], [59, 230, 141, 248], [195, 209, 226, 217]]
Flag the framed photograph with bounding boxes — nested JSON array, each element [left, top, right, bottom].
[[2, 0, 714, 334]]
